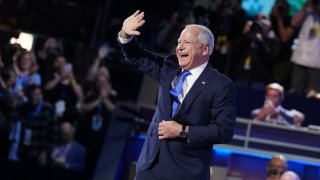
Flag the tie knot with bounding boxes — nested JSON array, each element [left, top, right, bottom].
[[170, 70, 191, 98], [181, 71, 191, 79]]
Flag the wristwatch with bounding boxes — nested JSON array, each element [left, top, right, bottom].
[[179, 125, 187, 138]]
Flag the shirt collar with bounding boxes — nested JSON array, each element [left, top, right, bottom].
[[184, 62, 208, 77]]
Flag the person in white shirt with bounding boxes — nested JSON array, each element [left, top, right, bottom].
[[251, 82, 304, 127], [290, 0, 320, 96]]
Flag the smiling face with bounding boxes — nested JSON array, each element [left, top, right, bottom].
[[176, 26, 209, 70]]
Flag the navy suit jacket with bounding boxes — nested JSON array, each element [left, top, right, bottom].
[[51, 142, 87, 172], [120, 38, 236, 180]]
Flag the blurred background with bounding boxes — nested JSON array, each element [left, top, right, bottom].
[[0, 0, 320, 179]]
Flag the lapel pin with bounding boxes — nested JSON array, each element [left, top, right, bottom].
[[201, 81, 206, 85]]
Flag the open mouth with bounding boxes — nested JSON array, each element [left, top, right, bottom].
[[179, 53, 189, 58]]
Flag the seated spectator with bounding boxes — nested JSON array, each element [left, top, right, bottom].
[[251, 83, 303, 127], [280, 171, 301, 180], [267, 154, 288, 180], [50, 122, 86, 172]]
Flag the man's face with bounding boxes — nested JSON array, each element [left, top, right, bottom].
[[269, 158, 287, 176], [60, 123, 74, 143], [176, 27, 209, 70], [30, 88, 43, 105], [265, 88, 282, 107]]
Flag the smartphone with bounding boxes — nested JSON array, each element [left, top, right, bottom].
[[64, 63, 72, 72]]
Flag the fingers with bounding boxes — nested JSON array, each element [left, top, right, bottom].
[[128, 30, 141, 36], [121, 10, 145, 37], [137, 19, 145, 27], [158, 120, 165, 137], [132, 10, 141, 17], [136, 11, 144, 21]]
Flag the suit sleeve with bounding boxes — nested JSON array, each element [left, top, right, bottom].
[[188, 79, 236, 146], [118, 37, 165, 82]]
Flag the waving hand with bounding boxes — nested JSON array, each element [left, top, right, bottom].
[[120, 10, 145, 39]]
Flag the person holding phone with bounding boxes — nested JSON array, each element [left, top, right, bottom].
[[44, 55, 83, 123], [251, 82, 302, 127]]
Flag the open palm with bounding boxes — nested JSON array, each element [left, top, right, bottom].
[[120, 10, 145, 38]]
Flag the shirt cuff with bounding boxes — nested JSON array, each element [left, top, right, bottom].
[[118, 32, 133, 44]]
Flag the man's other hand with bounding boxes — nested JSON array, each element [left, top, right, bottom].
[[158, 120, 182, 140]]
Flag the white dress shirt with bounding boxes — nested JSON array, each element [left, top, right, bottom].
[[118, 33, 133, 44], [172, 62, 208, 103]]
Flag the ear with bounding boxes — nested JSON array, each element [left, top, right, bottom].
[[202, 44, 209, 56]]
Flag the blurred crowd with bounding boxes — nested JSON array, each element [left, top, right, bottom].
[[0, 0, 319, 179], [0, 36, 117, 178], [150, 0, 320, 98]]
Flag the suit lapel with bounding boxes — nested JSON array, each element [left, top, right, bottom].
[[173, 64, 213, 120]]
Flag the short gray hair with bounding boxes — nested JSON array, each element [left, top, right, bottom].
[[185, 24, 215, 55]]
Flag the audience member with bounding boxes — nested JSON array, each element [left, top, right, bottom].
[[50, 122, 86, 172], [0, 69, 17, 110], [208, 0, 247, 75], [0, 69, 20, 158], [233, 14, 279, 86], [290, 0, 320, 97], [37, 37, 64, 84], [85, 43, 112, 92], [9, 85, 57, 164], [251, 83, 304, 127], [78, 70, 117, 177], [270, 0, 296, 89], [0, 69, 16, 158], [44, 55, 83, 123], [13, 51, 41, 95], [267, 154, 288, 180]]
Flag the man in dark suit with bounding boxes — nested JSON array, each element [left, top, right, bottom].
[[118, 10, 236, 180], [50, 122, 87, 172]]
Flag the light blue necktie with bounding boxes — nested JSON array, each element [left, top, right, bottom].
[[170, 71, 191, 116]]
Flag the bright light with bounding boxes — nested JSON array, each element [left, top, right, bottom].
[[10, 32, 34, 51]]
